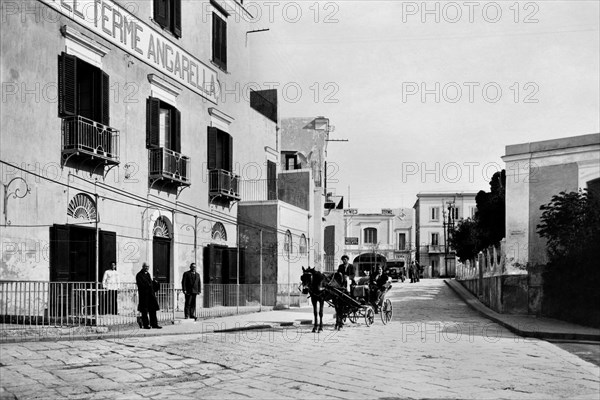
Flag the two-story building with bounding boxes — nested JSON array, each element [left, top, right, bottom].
[[413, 192, 477, 277], [324, 208, 415, 275]]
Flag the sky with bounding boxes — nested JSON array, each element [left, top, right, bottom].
[[247, 0, 600, 210]]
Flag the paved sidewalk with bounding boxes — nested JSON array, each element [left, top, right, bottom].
[[445, 279, 600, 341], [0, 307, 325, 343]]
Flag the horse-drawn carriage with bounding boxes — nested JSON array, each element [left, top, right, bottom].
[[330, 281, 393, 327], [300, 267, 393, 331]]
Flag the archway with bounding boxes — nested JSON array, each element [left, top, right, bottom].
[[352, 253, 387, 277], [152, 216, 172, 285]]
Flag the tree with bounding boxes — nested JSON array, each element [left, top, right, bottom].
[[536, 189, 600, 327], [537, 190, 600, 259], [474, 170, 506, 249], [449, 218, 480, 263], [448, 170, 506, 259]]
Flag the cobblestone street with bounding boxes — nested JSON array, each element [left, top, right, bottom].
[[1, 280, 599, 399]]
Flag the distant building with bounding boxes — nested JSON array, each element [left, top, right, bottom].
[[324, 208, 415, 275], [502, 133, 600, 270], [413, 193, 477, 277]]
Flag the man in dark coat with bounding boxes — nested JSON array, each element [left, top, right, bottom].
[[337, 255, 356, 292], [369, 264, 390, 310], [136, 262, 161, 329], [182, 263, 201, 320]]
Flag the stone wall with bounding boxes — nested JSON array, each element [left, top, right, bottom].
[[456, 241, 542, 315]]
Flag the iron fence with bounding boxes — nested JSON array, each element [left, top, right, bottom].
[[0, 281, 307, 338]]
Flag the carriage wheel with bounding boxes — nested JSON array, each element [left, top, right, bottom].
[[380, 299, 393, 325], [348, 311, 358, 323], [364, 306, 375, 327]]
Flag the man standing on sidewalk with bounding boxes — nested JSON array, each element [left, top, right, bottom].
[[182, 263, 202, 320], [136, 262, 161, 329]]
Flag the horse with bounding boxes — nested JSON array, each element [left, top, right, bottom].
[[300, 266, 347, 332]]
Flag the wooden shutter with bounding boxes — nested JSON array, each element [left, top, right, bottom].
[[173, 0, 182, 38], [220, 18, 227, 69], [226, 132, 233, 172], [154, 0, 168, 27], [225, 247, 238, 283], [172, 108, 181, 153], [99, 230, 117, 278], [267, 160, 276, 200], [101, 71, 110, 126], [212, 13, 219, 65], [324, 226, 335, 256], [207, 127, 218, 170], [58, 52, 77, 117], [146, 97, 160, 148], [203, 245, 212, 283], [50, 225, 70, 282]]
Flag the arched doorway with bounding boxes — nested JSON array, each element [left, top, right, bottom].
[[352, 253, 387, 277], [152, 216, 172, 285]]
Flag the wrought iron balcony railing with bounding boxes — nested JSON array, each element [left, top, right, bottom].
[[61, 115, 119, 165], [209, 169, 240, 200], [149, 147, 191, 186]]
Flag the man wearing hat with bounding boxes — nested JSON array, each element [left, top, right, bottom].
[[338, 255, 356, 292]]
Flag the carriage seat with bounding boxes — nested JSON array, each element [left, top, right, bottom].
[[352, 284, 369, 298]]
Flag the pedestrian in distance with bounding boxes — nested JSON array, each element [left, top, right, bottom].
[[136, 262, 161, 329], [409, 262, 415, 283], [182, 263, 202, 320], [415, 261, 422, 282], [101, 261, 119, 315]]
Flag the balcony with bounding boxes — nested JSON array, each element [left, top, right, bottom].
[[149, 148, 191, 186], [428, 245, 446, 253], [61, 115, 119, 166], [209, 169, 240, 200], [239, 179, 277, 202]]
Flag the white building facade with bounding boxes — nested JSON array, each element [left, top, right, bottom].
[[414, 193, 477, 278]]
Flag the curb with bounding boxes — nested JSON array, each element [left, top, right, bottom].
[[1, 318, 318, 344], [444, 279, 600, 342]]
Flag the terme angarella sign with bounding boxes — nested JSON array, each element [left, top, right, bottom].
[[38, 0, 219, 103]]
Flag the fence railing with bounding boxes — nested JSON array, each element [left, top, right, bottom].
[[0, 281, 306, 335], [239, 179, 278, 202], [61, 115, 119, 163], [208, 169, 240, 200], [149, 147, 191, 185]]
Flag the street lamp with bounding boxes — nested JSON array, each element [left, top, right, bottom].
[[443, 199, 456, 277]]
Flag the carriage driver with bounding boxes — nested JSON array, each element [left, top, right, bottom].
[[337, 255, 356, 292]]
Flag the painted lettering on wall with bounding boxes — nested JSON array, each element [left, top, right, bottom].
[[38, 0, 218, 103]]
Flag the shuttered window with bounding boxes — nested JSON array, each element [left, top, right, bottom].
[[146, 97, 181, 152], [212, 13, 227, 70], [58, 52, 109, 125], [398, 233, 406, 250], [154, 0, 182, 38], [364, 228, 377, 244], [207, 127, 233, 172]]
